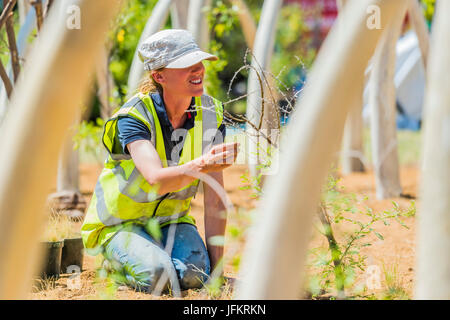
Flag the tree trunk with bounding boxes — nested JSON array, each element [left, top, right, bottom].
[[415, 0, 450, 300], [368, 5, 406, 199], [127, 0, 173, 97], [245, 0, 282, 177], [236, 0, 408, 300], [0, 0, 121, 299]]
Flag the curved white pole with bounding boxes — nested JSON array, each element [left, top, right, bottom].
[[369, 4, 407, 199], [236, 0, 408, 299], [127, 0, 173, 97], [18, 0, 31, 26], [415, 0, 450, 300], [245, 0, 282, 177], [187, 0, 210, 50], [338, 0, 365, 174], [171, 0, 189, 29], [408, 0, 429, 70], [0, 0, 121, 299]]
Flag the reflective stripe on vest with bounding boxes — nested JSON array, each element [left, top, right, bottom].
[[87, 93, 222, 232]]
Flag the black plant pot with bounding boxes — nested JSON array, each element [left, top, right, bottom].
[[41, 240, 64, 279], [60, 237, 84, 274]]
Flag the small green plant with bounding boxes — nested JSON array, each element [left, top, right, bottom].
[[239, 144, 276, 198], [392, 200, 416, 218], [239, 170, 262, 198], [380, 262, 410, 300], [307, 174, 412, 299], [204, 275, 225, 299]]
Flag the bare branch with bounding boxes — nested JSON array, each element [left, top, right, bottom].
[[30, 0, 43, 31], [43, 0, 54, 18], [0, 60, 13, 98], [0, 0, 17, 29], [3, 2, 20, 82]]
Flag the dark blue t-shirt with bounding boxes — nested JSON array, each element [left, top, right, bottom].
[[117, 93, 226, 164]]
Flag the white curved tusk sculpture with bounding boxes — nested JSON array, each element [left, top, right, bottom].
[[170, 0, 189, 29], [187, 0, 211, 50], [0, 0, 121, 299], [236, 0, 408, 299], [408, 0, 429, 70], [369, 2, 407, 199], [338, 0, 366, 174], [245, 0, 282, 177], [415, 0, 450, 300]]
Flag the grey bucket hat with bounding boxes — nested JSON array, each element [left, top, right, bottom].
[[138, 29, 218, 71]]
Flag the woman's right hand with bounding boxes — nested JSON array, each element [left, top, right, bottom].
[[193, 142, 239, 173]]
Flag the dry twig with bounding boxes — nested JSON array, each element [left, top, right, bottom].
[[0, 0, 16, 29], [3, 0, 20, 82], [0, 60, 12, 98], [30, 0, 43, 31]]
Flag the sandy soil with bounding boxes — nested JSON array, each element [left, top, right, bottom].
[[30, 164, 418, 300]]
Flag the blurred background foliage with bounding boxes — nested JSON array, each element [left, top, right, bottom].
[[420, 0, 435, 28]]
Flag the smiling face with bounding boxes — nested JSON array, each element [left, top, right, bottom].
[[151, 62, 205, 98]]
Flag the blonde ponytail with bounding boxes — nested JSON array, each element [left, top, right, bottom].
[[138, 71, 163, 94]]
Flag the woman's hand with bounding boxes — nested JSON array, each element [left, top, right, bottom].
[[128, 140, 239, 195], [192, 142, 239, 173]]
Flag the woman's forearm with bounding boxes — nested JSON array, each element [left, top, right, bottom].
[[129, 139, 202, 194], [129, 139, 237, 195], [143, 161, 200, 195]]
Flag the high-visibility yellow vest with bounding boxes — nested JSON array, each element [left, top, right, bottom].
[[81, 92, 224, 254]]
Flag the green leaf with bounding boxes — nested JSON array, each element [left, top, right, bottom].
[[374, 231, 384, 240], [227, 225, 241, 238]]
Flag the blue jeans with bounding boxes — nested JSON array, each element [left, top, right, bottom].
[[103, 223, 210, 292]]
